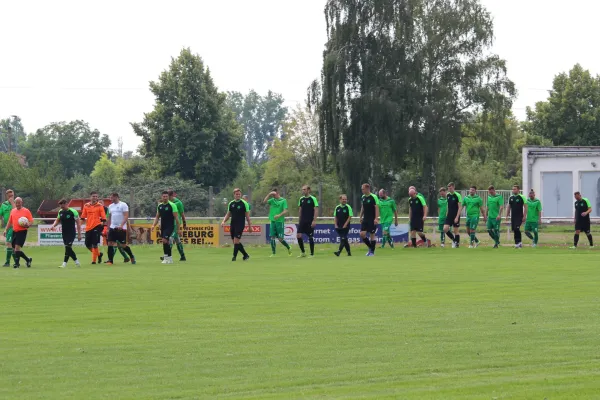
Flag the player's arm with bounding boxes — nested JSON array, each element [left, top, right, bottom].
[[174, 211, 181, 233], [312, 197, 319, 227], [393, 204, 398, 226], [408, 205, 412, 220], [498, 203, 504, 220], [585, 199, 592, 216], [100, 206, 107, 223], [121, 211, 129, 230], [151, 211, 160, 230], [51, 216, 60, 229], [506, 201, 511, 219], [522, 203, 528, 222], [263, 192, 274, 203], [245, 211, 252, 229], [107, 210, 112, 229], [3, 214, 11, 235], [360, 205, 364, 221], [8, 197, 15, 207], [179, 203, 186, 228], [422, 204, 428, 221], [26, 209, 34, 226], [344, 206, 353, 228], [221, 211, 231, 226]]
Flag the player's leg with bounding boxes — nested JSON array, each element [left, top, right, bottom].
[[415, 219, 428, 247], [162, 237, 172, 263], [4, 228, 13, 267], [171, 230, 186, 260], [13, 232, 31, 268], [60, 235, 74, 268], [512, 221, 522, 247], [270, 222, 277, 255], [453, 220, 461, 247], [276, 223, 291, 255], [84, 231, 95, 263], [95, 226, 104, 264], [369, 224, 377, 254], [573, 227, 581, 248], [584, 220, 593, 246], [343, 228, 352, 255], [120, 233, 136, 264], [438, 222, 445, 247], [335, 228, 344, 256], [307, 227, 315, 257], [360, 226, 371, 254], [236, 230, 249, 260], [486, 219, 497, 245], [443, 221, 455, 243], [296, 224, 306, 255], [410, 230, 417, 248]]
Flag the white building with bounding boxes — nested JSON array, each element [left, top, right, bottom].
[[522, 146, 600, 218]]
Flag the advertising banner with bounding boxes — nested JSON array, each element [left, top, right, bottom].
[[38, 224, 88, 246], [154, 224, 219, 246], [221, 224, 264, 245], [265, 223, 409, 244]]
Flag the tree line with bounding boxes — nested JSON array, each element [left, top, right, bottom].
[[2, 1, 600, 216]]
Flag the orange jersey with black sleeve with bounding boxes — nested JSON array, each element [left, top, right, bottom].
[[80, 202, 106, 232]]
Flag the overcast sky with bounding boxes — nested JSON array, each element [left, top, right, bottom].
[[1, 0, 599, 152]]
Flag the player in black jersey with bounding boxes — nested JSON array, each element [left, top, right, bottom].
[[572, 191, 593, 249], [51, 199, 82, 268], [221, 188, 251, 261], [443, 182, 463, 248], [333, 194, 353, 257], [506, 185, 527, 248], [152, 191, 181, 264], [297, 185, 319, 257], [408, 188, 430, 248], [360, 183, 380, 256]]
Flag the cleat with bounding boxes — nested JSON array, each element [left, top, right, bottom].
[[366, 252, 374, 257], [179, 256, 186, 261], [130, 258, 136, 265], [468, 245, 473, 249], [440, 243, 445, 248], [569, 246, 577, 249], [288, 249, 292, 257], [124, 258, 131, 263], [474, 242, 480, 248], [160, 256, 164, 261], [334, 251, 340, 257], [451, 242, 457, 249], [13, 264, 19, 268], [243, 255, 250, 261], [26, 258, 32, 268], [106, 261, 113, 265], [493, 244, 499, 248], [532, 243, 537, 248], [232, 257, 237, 261], [59, 264, 66, 268], [91, 262, 97, 265], [75, 262, 81, 267], [298, 253, 307, 258], [98, 252, 103, 264], [309, 254, 314, 258], [161, 259, 168, 264], [269, 254, 276, 258], [2, 263, 9, 267]]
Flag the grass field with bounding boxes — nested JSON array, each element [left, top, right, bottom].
[[1, 244, 600, 399]]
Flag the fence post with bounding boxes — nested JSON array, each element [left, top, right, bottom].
[[208, 186, 214, 218], [129, 189, 135, 218]]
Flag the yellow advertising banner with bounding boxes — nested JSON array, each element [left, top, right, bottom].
[[130, 223, 220, 246]]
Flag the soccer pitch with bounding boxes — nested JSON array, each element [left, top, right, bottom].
[[1, 245, 599, 399]]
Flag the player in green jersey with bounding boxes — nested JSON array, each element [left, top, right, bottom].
[[0, 189, 16, 267], [524, 189, 542, 247], [462, 186, 484, 248], [168, 190, 187, 261], [438, 187, 448, 247], [378, 189, 398, 248], [264, 188, 292, 257], [242, 195, 251, 213], [485, 185, 504, 248]]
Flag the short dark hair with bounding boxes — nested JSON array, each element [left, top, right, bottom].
[[448, 182, 455, 187], [167, 190, 175, 196], [488, 185, 495, 190], [271, 188, 278, 193], [513, 185, 520, 190], [362, 183, 371, 189], [58, 199, 68, 205], [111, 192, 119, 197], [233, 188, 242, 194], [439, 187, 446, 192], [575, 191, 581, 196], [162, 191, 169, 195], [470, 186, 477, 190], [90, 191, 98, 196]]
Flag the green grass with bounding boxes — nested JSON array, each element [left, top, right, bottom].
[[1, 244, 600, 399]]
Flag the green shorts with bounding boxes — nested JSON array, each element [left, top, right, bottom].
[[270, 221, 285, 239], [4, 227, 13, 243], [466, 217, 479, 230], [525, 221, 538, 232], [381, 221, 392, 233], [486, 219, 500, 231]]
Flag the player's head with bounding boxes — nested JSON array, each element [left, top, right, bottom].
[[161, 191, 169, 203], [529, 189, 536, 200], [469, 186, 477, 196], [488, 185, 496, 195], [167, 190, 175, 200], [271, 188, 280, 199], [574, 191, 582, 200], [439, 187, 447, 197], [339, 194, 348, 205], [378, 189, 386, 199], [90, 191, 99, 204], [408, 186, 416, 193], [512, 185, 520, 195], [14, 197, 23, 209], [111, 192, 119, 204], [361, 183, 371, 195], [447, 182, 455, 192], [242, 195, 249, 202], [58, 198, 69, 210], [409, 189, 416, 198], [233, 188, 242, 200], [302, 185, 310, 196], [5, 189, 14, 199]]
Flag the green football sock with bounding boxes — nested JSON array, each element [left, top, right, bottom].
[[440, 232, 445, 243], [280, 240, 290, 250], [388, 235, 394, 248], [533, 231, 538, 244], [270, 239, 276, 254], [118, 246, 128, 259], [470, 233, 476, 243], [176, 242, 185, 257], [495, 229, 501, 244], [6, 247, 13, 264]]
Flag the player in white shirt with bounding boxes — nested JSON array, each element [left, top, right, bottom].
[[106, 192, 136, 265]]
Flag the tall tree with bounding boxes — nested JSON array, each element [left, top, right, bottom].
[[226, 90, 287, 165], [312, 0, 515, 211], [132, 48, 244, 188], [22, 120, 110, 178], [524, 64, 600, 146], [0, 116, 26, 153]]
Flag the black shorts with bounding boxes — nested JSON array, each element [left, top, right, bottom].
[[161, 226, 175, 240], [230, 225, 244, 240], [297, 221, 314, 236], [360, 220, 377, 234], [511, 219, 522, 231], [410, 218, 424, 233], [11, 230, 27, 247], [62, 232, 76, 246], [336, 227, 349, 239], [108, 228, 127, 244], [445, 214, 460, 228], [575, 218, 591, 232], [85, 229, 100, 247]]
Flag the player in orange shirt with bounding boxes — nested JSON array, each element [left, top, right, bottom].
[[3, 197, 34, 268], [80, 191, 107, 264]]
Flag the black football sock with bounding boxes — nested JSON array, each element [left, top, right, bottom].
[[445, 231, 455, 241], [362, 237, 371, 249], [338, 240, 345, 253], [123, 246, 134, 259], [64, 247, 70, 263], [514, 228, 521, 244], [587, 233, 593, 246], [163, 243, 171, 257], [239, 243, 249, 257], [67, 246, 77, 260], [344, 239, 351, 255], [108, 246, 115, 262], [455, 234, 460, 245], [308, 237, 315, 255], [19, 251, 29, 262], [574, 234, 580, 247], [370, 239, 376, 253], [118, 246, 128, 259], [411, 237, 417, 247], [298, 238, 305, 253], [233, 243, 240, 258]]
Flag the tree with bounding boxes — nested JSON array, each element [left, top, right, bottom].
[[0, 116, 26, 153], [312, 0, 515, 213], [21, 120, 111, 178], [132, 48, 244, 188], [525, 64, 600, 146], [90, 154, 119, 188], [226, 90, 288, 166]]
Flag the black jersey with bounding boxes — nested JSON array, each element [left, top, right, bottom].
[[409, 195, 427, 218], [575, 198, 591, 220], [158, 201, 177, 229], [446, 192, 462, 216], [298, 195, 319, 223], [229, 200, 249, 226], [334, 204, 354, 226], [509, 194, 527, 220], [58, 208, 79, 234], [361, 193, 380, 221]]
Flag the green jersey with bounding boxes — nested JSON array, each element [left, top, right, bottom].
[[526, 198, 542, 222], [0, 200, 13, 227], [268, 197, 288, 223], [437, 197, 448, 219], [172, 197, 185, 222], [462, 195, 483, 218], [487, 194, 504, 219], [378, 198, 396, 223]]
